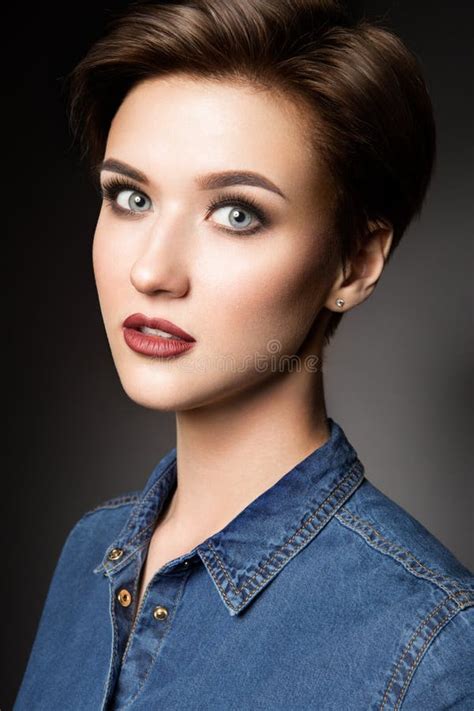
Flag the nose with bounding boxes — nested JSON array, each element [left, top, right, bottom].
[[130, 217, 191, 297]]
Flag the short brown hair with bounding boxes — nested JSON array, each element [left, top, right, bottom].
[[63, 0, 436, 345]]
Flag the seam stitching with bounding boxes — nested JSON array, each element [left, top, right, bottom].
[[96, 458, 177, 574], [378, 591, 473, 710], [87, 493, 141, 514], [205, 461, 364, 611], [117, 572, 189, 709], [334, 506, 472, 596], [122, 458, 176, 538], [393, 602, 473, 710]]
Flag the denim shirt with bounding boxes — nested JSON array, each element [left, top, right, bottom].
[[14, 417, 474, 710]]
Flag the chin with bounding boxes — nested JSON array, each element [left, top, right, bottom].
[[115, 363, 263, 413], [116, 370, 195, 411]]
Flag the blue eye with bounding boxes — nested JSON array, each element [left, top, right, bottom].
[[115, 189, 151, 213], [213, 205, 253, 229], [100, 177, 152, 218], [205, 191, 269, 236], [99, 177, 270, 236]]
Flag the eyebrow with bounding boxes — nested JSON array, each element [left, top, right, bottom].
[[97, 158, 288, 200]]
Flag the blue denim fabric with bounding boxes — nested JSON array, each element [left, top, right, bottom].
[[15, 417, 474, 710]]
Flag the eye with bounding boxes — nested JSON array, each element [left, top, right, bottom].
[[99, 178, 270, 236], [116, 189, 151, 213], [214, 206, 252, 230], [205, 191, 269, 236], [99, 177, 152, 218]]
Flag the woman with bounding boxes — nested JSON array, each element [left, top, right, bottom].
[[15, 1, 473, 709]]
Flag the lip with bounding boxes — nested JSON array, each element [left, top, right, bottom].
[[122, 313, 195, 342], [122, 312, 196, 359]]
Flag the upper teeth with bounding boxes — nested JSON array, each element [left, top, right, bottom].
[[140, 326, 184, 340]]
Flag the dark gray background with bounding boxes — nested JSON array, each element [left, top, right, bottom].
[[3, 1, 473, 707]]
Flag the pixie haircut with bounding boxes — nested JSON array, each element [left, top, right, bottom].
[[64, 0, 436, 345]]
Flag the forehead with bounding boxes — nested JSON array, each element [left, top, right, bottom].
[[109, 73, 312, 152], [105, 74, 332, 205]]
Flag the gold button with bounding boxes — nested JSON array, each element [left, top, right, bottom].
[[108, 547, 124, 561], [117, 589, 132, 607], [153, 605, 168, 621]]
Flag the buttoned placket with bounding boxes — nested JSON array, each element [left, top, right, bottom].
[[99, 539, 196, 711], [87, 420, 367, 710]]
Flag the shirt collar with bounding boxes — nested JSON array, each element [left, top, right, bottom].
[[95, 416, 365, 616]]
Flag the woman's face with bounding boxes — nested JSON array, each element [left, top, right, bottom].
[[93, 74, 340, 411]]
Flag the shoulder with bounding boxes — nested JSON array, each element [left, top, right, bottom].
[[335, 477, 473, 588], [397, 605, 474, 709], [81, 489, 142, 517], [66, 488, 142, 534], [332, 478, 474, 709], [54, 488, 142, 567]]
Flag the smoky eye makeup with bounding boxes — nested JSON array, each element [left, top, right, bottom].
[[99, 175, 272, 236], [203, 190, 270, 235], [99, 176, 150, 218]]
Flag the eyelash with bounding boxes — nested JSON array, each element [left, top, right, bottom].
[[99, 176, 269, 236]]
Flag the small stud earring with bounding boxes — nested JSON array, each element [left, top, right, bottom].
[[335, 297, 345, 308]]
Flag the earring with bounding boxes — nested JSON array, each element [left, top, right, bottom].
[[335, 297, 345, 308]]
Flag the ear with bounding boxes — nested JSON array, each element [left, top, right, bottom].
[[324, 220, 394, 313]]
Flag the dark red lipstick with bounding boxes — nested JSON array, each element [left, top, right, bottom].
[[122, 313, 196, 358]]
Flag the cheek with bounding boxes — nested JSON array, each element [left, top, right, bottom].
[[201, 239, 326, 351], [92, 222, 130, 315]]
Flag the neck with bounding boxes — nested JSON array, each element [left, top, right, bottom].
[[158, 366, 330, 542]]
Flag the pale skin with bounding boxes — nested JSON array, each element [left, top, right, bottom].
[[93, 73, 393, 615]]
